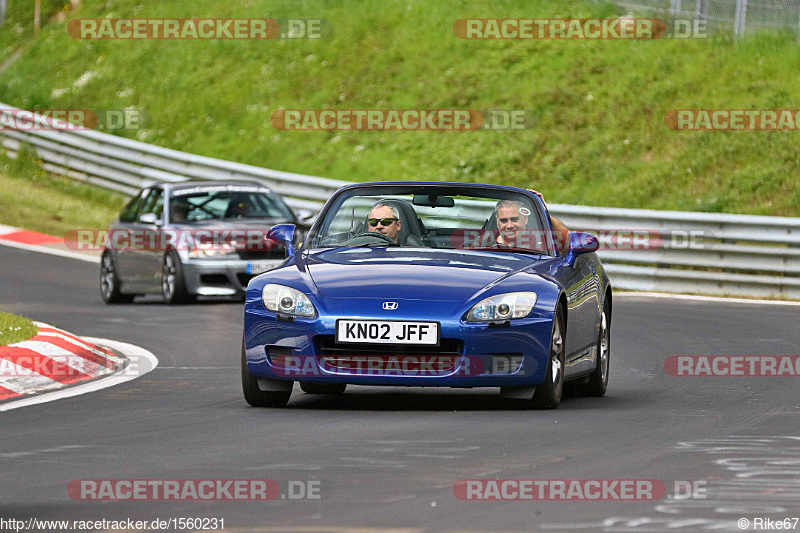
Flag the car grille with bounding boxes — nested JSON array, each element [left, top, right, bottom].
[[315, 336, 464, 375], [236, 247, 285, 261], [200, 274, 230, 286]]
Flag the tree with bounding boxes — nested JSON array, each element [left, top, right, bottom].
[[34, 0, 41, 33]]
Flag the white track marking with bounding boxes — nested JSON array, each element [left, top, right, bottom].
[[0, 237, 98, 263], [36, 330, 124, 364], [13, 340, 105, 377], [0, 338, 158, 412], [616, 291, 800, 306], [0, 358, 61, 393]]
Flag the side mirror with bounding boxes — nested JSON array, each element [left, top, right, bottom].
[[267, 224, 297, 261], [138, 212, 161, 225], [565, 232, 599, 264]]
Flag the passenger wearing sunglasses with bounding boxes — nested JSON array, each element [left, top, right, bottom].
[[367, 203, 402, 243]]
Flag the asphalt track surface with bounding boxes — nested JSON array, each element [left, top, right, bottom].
[[1, 244, 799, 532]]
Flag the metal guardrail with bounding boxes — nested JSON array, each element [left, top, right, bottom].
[[1, 102, 799, 299], [557, 204, 800, 298]]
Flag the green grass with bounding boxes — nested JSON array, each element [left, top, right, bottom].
[[0, 150, 126, 237], [0, 0, 799, 216], [0, 312, 38, 346], [0, 0, 65, 61]]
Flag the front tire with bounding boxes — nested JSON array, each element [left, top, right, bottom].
[[241, 338, 292, 407], [100, 252, 134, 304], [574, 304, 610, 397], [161, 251, 193, 305], [531, 307, 565, 409]]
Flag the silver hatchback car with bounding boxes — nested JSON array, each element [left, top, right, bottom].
[[100, 181, 312, 304]]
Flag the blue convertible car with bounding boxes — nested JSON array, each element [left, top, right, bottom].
[[242, 182, 611, 408]]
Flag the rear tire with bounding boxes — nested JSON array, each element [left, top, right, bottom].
[[300, 382, 347, 394], [162, 251, 194, 305], [241, 338, 292, 407], [100, 252, 134, 304], [531, 307, 565, 409], [573, 304, 610, 397]]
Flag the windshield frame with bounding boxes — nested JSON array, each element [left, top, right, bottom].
[[167, 185, 296, 223], [302, 182, 557, 257]]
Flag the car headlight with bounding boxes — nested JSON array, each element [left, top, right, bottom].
[[262, 284, 316, 317], [466, 292, 537, 322], [188, 242, 236, 259]]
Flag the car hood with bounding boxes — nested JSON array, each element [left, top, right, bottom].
[[304, 248, 544, 301]]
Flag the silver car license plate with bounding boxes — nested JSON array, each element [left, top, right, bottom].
[[247, 260, 283, 274]]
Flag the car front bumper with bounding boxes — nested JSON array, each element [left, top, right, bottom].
[[183, 258, 284, 296], [243, 297, 554, 388]]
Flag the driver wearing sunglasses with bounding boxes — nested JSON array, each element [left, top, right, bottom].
[[367, 203, 402, 243]]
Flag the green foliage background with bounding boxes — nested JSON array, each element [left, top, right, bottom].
[[0, 0, 798, 217]]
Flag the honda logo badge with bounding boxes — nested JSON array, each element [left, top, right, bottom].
[[382, 301, 398, 310]]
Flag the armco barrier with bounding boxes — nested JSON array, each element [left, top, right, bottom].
[[1, 102, 799, 299]]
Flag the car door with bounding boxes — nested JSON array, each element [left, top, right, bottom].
[[113, 188, 149, 288], [125, 187, 164, 290], [561, 247, 602, 377], [137, 188, 166, 289]]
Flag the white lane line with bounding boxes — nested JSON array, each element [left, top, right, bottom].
[[0, 338, 158, 412], [0, 238, 99, 263], [616, 291, 800, 306]]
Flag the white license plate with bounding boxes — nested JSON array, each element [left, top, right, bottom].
[[337, 320, 439, 345], [247, 260, 282, 274]]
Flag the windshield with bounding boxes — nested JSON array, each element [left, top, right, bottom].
[[306, 185, 553, 254], [169, 185, 294, 222]]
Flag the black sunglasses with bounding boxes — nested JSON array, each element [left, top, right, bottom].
[[368, 217, 399, 227]]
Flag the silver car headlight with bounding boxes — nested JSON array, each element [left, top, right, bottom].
[[466, 292, 537, 322], [188, 242, 236, 259], [262, 284, 316, 317]]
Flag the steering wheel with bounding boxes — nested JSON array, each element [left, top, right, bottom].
[[343, 231, 397, 246]]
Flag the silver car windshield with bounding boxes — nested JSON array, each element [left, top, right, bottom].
[[169, 187, 294, 223]]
